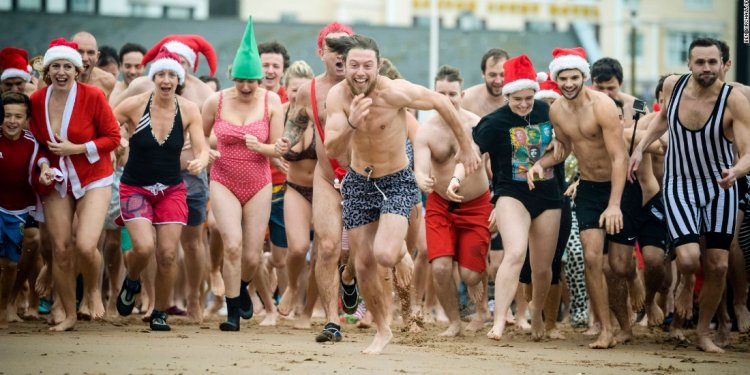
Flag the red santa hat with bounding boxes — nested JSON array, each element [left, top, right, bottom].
[[142, 35, 217, 77], [548, 47, 590, 81], [534, 72, 561, 101], [42, 38, 83, 70], [0, 47, 32, 82], [147, 47, 185, 84], [502, 54, 542, 95]]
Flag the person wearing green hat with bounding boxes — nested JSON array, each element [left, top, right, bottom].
[[201, 17, 285, 331]]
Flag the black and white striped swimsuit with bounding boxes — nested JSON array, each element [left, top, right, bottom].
[[663, 73, 736, 248]]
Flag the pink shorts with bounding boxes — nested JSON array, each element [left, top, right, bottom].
[[119, 182, 188, 225]]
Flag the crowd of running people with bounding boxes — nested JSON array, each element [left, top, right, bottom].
[[1, 17, 750, 355]]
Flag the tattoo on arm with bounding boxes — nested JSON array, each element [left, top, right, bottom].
[[284, 110, 310, 146]]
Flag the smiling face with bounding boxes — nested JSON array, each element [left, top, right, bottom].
[[483, 57, 506, 97], [555, 69, 585, 100], [2, 103, 29, 140], [688, 45, 721, 88], [507, 88, 535, 117], [345, 48, 378, 96], [73, 34, 98, 76], [153, 70, 179, 98], [120, 51, 144, 86], [45, 59, 79, 90], [260, 52, 284, 91]]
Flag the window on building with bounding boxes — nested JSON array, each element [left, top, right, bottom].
[[666, 31, 720, 66], [627, 32, 644, 60], [684, 0, 713, 11], [130, 4, 147, 17], [17, 0, 42, 11], [70, 0, 95, 13], [164, 5, 193, 19]]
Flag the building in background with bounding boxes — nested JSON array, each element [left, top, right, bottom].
[[1, 0, 740, 99]]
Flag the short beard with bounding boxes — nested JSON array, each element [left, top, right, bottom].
[[485, 82, 502, 97], [694, 74, 717, 87], [348, 75, 377, 96]]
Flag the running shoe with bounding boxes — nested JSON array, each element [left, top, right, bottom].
[[149, 310, 171, 331], [339, 265, 359, 315], [116, 277, 141, 316], [315, 322, 343, 343]]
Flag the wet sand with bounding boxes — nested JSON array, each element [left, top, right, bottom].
[[1, 316, 748, 374]]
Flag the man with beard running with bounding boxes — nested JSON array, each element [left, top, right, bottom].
[[462, 48, 509, 117], [630, 37, 750, 353], [324, 34, 481, 354]]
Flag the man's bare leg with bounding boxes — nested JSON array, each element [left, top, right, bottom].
[[0, 259, 18, 329], [544, 284, 565, 339], [580, 229, 616, 349], [694, 248, 729, 353], [515, 285, 531, 330], [607, 243, 636, 344], [256, 252, 278, 326], [715, 290, 732, 348], [641, 246, 667, 327], [295, 255, 318, 329], [312, 167, 343, 336], [181, 225, 206, 322], [350, 220, 393, 354], [207, 211, 225, 297], [103, 229, 122, 319], [729, 236, 750, 333], [464, 269, 488, 332], [432, 257, 462, 336]]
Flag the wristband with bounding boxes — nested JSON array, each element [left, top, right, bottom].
[[451, 176, 461, 184], [347, 117, 357, 129]]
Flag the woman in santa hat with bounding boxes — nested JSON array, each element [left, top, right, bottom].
[[29, 38, 121, 331], [112, 47, 208, 331], [472, 54, 563, 342]]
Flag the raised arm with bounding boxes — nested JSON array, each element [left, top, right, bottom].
[[184, 101, 209, 175], [324, 84, 359, 161], [413, 124, 435, 193], [396, 80, 480, 173], [629, 76, 675, 180]]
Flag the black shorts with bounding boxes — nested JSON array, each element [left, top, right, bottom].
[[519, 197, 570, 285], [494, 184, 562, 219], [636, 192, 668, 251], [490, 233, 503, 250], [575, 180, 641, 248], [24, 215, 39, 229], [341, 167, 421, 230]]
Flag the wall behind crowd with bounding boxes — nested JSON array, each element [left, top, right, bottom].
[[0, 12, 578, 89]]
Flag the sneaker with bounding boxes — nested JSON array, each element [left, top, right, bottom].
[[39, 297, 52, 315], [150, 310, 171, 331], [116, 277, 141, 316], [315, 322, 343, 343], [339, 265, 359, 315]]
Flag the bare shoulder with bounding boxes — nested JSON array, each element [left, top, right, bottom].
[[463, 84, 482, 98], [728, 82, 750, 102], [127, 76, 153, 95], [178, 95, 201, 114], [461, 108, 481, 124]]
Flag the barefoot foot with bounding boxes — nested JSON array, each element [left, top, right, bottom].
[[362, 328, 393, 354], [589, 330, 617, 349], [438, 322, 462, 337]]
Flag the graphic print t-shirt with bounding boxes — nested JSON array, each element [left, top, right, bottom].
[[472, 100, 561, 203]]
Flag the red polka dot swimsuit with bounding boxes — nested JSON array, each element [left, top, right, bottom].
[[210, 91, 271, 205]]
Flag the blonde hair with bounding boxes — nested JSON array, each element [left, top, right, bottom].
[[378, 58, 402, 80], [283, 60, 314, 87]]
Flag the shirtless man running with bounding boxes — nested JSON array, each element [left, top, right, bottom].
[[530, 47, 634, 349], [71, 32, 115, 97], [414, 65, 491, 337], [324, 34, 480, 354], [462, 48, 509, 117]]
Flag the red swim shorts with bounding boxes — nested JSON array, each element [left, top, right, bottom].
[[119, 182, 188, 225], [425, 190, 492, 273]]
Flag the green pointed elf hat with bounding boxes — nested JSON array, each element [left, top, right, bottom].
[[232, 16, 263, 80]]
